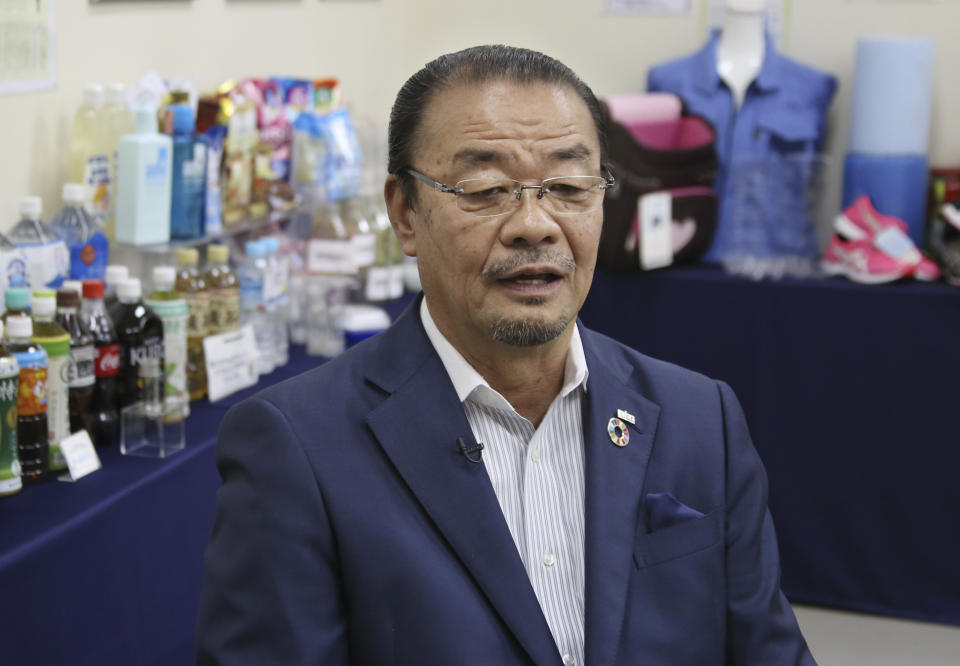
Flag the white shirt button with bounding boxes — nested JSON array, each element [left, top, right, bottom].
[[531, 449, 541, 462], [542, 552, 556, 567], [562, 653, 575, 665]]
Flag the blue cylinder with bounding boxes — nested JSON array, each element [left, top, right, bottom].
[[842, 153, 929, 245]]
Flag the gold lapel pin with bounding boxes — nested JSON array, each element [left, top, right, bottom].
[[617, 409, 636, 425], [607, 417, 630, 447]]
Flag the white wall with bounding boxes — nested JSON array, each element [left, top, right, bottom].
[[4, 0, 960, 233]]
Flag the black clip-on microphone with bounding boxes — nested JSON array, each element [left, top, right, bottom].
[[457, 437, 484, 464]]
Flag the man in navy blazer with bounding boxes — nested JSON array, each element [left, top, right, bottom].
[[197, 45, 815, 665]]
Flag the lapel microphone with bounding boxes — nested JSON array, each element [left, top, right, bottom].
[[456, 437, 484, 464]]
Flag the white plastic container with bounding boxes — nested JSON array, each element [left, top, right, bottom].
[[115, 107, 173, 246], [237, 240, 275, 376]]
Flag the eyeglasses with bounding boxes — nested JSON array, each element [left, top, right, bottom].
[[404, 168, 615, 218]]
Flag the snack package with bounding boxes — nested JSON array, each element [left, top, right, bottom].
[[271, 77, 314, 123], [291, 111, 328, 204], [247, 78, 293, 183], [222, 100, 257, 224], [313, 78, 343, 115], [323, 108, 363, 201]]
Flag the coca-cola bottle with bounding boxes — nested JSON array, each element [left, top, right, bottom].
[[57, 288, 96, 438], [81, 279, 120, 446], [112, 278, 164, 409]]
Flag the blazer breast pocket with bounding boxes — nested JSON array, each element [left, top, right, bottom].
[[634, 507, 723, 569]]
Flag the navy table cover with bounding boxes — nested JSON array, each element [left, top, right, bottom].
[[2, 272, 958, 666]]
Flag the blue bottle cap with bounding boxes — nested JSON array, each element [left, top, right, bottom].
[[245, 240, 266, 257], [5, 288, 30, 311]]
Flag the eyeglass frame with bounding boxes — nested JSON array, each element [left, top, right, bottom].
[[401, 167, 617, 216]]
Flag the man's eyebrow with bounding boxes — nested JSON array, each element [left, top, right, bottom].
[[547, 143, 593, 162], [452, 149, 507, 166]]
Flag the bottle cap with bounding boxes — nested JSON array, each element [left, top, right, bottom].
[[62, 280, 83, 296], [207, 244, 229, 264], [176, 247, 199, 267], [62, 183, 87, 205], [153, 266, 176, 289], [105, 265, 129, 287], [31, 294, 56, 317], [57, 288, 80, 308], [106, 83, 126, 105], [133, 106, 157, 135], [82, 280, 105, 300], [245, 240, 266, 258], [82, 83, 105, 108], [6, 315, 33, 339], [5, 288, 30, 311], [118, 278, 142, 301], [171, 104, 196, 135], [19, 196, 42, 218], [262, 237, 279, 252]]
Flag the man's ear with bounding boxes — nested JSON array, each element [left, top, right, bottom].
[[385, 175, 418, 257]]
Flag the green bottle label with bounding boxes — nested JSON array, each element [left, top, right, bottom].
[[35, 333, 70, 470], [0, 369, 20, 494]]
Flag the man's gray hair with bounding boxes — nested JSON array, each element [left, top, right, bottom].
[[387, 44, 608, 206]]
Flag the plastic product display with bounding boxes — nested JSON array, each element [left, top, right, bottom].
[[9, 197, 69, 290], [30, 293, 70, 472], [49, 183, 110, 281], [174, 248, 209, 400], [146, 267, 189, 419], [111, 278, 165, 409], [81, 280, 120, 447], [55, 289, 96, 438], [7, 315, 49, 484], [115, 107, 173, 246]]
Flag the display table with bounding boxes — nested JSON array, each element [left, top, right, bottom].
[[580, 266, 960, 627], [2, 271, 958, 666]]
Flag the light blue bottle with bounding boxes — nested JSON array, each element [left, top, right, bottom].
[[115, 107, 172, 246], [170, 105, 206, 241], [49, 183, 109, 281], [8, 196, 69, 290], [237, 241, 274, 376]]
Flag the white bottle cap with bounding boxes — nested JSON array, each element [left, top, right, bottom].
[[83, 83, 104, 107], [6, 315, 33, 339], [106, 82, 126, 105], [118, 277, 142, 301], [133, 106, 157, 135], [62, 280, 84, 296], [105, 265, 129, 286], [19, 196, 42, 218], [153, 266, 176, 289], [62, 183, 87, 205], [31, 295, 56, 317]]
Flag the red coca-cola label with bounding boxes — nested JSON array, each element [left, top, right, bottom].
[[95, 344, 120, 378]]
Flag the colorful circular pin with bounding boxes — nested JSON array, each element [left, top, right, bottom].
[[607, 417, 629, 447]]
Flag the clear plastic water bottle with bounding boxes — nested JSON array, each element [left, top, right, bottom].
[[237, 240, 275, 376], [9, 196, 69, 291], [262, 237, 289, 368], [49, 183, 110, 281]]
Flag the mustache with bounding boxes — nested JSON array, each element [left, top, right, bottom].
[[482, 249, 577, 280]]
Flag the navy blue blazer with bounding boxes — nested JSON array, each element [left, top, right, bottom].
[[196, 297, 814, 665]]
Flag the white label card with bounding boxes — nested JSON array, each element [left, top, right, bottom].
[[307, 239, 355, 275], [57, 430, 102, 482], [638, 192, 674, 270], [203, 325, 259, 403]]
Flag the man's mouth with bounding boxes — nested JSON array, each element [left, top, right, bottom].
[[500, 272, 562, 285]]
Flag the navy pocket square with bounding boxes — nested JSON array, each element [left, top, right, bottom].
[[644, 492, 705, 534]]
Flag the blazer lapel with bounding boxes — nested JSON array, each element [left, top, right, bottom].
[[580, 328, 661, 666], [364, 302, 562, 666]]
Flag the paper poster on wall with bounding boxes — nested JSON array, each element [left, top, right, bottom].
[[605, 0, 692, 14], [0, 0, 56, 94]]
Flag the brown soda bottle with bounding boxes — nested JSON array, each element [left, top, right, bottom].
[[81, 280, 120, 446], [6, 315, 49, 483], [56, 288, 96, 437]]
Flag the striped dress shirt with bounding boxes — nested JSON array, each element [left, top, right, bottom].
[[420, 300, 588, 666]]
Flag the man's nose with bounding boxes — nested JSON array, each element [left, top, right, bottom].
[[498, 188, 560, 247]]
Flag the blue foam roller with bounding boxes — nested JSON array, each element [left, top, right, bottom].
[[842, 153, 929, 245], [849, 37, 935, 156]]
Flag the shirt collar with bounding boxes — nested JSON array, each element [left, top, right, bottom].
[[419, 298, 589, 409], [693, 28, 782, 95]]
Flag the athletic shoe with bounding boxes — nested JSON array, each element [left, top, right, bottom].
[[821, 233, 914, 284]]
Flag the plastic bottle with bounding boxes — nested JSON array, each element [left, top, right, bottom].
[[31, 292, 71, 472], [115, 107, 173, 246], [174, 248, 209, 400], [113, 278, 165, 409], [170, 104, 207, 241], [305, 204, 352, 357], [0, 230, 26, 296], [340, 196, 377, 303], [9, 196, 70, 290], [104, 264, 128, 310], [102, 83, 134, 241], [69, 84, 112, 222], [49, 183, 110, 281], [262, 237, 289, 367], [81, 280, 120, 447], [6, 315, 48, 484], [205, 244, 239, 335], [2, 288, 30, 325], [238, 240, 275, 375], [0, 321, 21, 496], [56, 288, 96, 438], [146, 266, 188, 419], [360, 191, 398, 302]]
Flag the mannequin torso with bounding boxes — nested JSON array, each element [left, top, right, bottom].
[[716, 1, 766, 109]]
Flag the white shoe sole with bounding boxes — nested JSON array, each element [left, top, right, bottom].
[[821, 260, 910, 284]]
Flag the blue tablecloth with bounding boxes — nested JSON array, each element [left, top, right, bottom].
[[580, 266, 960, 627], [3, 274, 958, 666]]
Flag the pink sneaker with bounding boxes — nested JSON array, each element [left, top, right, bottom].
[[822, 234, 914, 284], [835, 195, 941, 280]]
